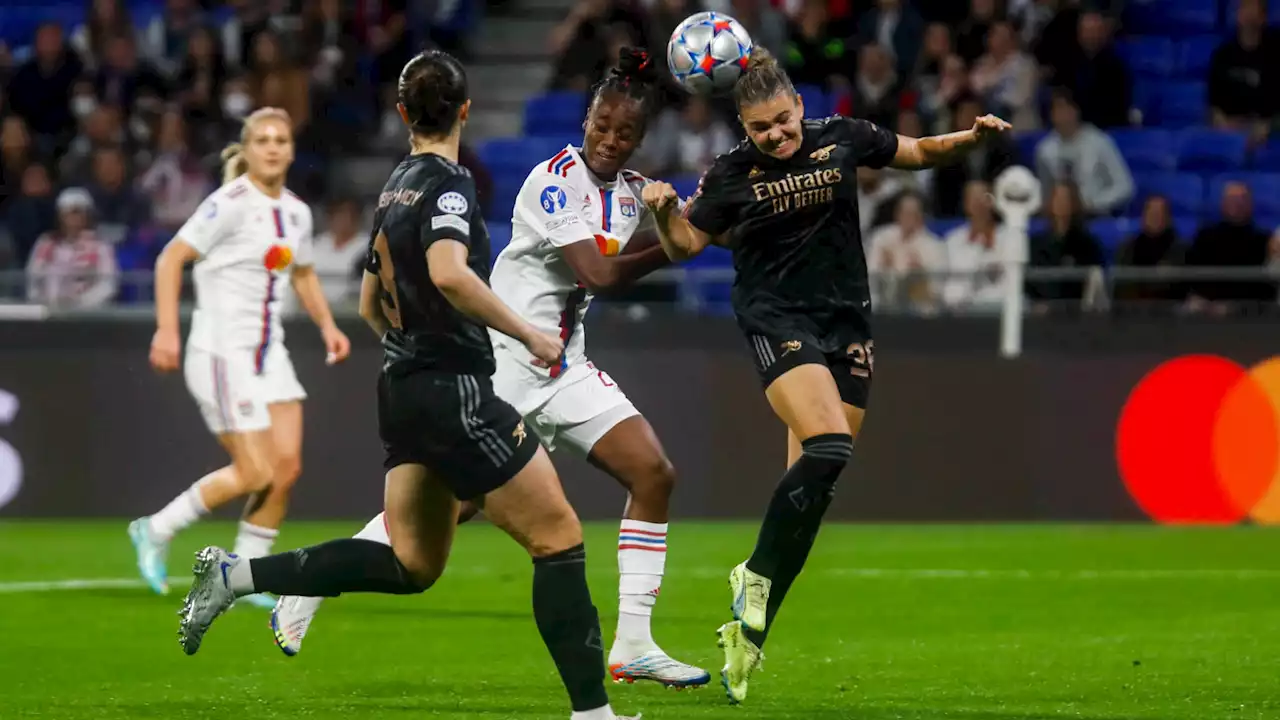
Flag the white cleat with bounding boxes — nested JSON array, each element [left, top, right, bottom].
[[729, 562, 770, 632], [717, 621, 764, 704], [271, 595, 324, 657], [177, 546, 239, 656], [609, 648, 711, 688]]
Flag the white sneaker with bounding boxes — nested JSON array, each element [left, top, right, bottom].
[[271, 595, 324, 656], [609, 647, 710, 688], [177, 547, 239, 655]]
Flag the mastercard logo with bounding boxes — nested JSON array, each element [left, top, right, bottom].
[[263, 245, 293, 272], [594, 234, 620, 257], [1116, 354, 1280, 525]]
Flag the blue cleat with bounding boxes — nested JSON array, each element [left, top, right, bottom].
[[128, 518, 169, 595]]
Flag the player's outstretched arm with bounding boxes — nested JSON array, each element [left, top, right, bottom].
[[643, 181, 713, 261], [426, 239, 564, 367], [891, 114, 1013, 170], [559, 238, 670, 292]]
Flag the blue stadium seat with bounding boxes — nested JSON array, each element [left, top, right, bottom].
[[1176, 36, 1219, 78], [0, 5, 83, 45], [1130, 83, 1160, 125], [522, 91, 589, 138], [795, 84, 829, 118], [1172, 214, 1200, 241], [1156, 81, 1207, 127], [1125, 0, 1219, 36], [1115, 37, 1175, 77], [1255, 213, 1280, 232], [1252, 141, 1280, 170], [1226, 0, 1280, 27], [1014, 131, 1048, 166], [927, 218, 966, 237], [477, 137, 571, 176], [683, 245, 733, 268], [1129, 171, 1204, 215], [1110, 129, 1176, 172], [1175, 130, 1247, 172], [1207, 173, 1280, 217], [487, 222, 513, 262], [489, 175, 523, 222], [668, 174, 701, 200], [1086, 217, 1138, 261]]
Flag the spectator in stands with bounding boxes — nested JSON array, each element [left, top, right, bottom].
[[970, 21, 1040, 130], [25, 187, 118, 308], [174, 27, 227, 155], [221, 0, 273, 71], [60, 103, 126, 187], [142, 0, 207, 78], [729, 0, 788, 59], [137, 109, 211, 233], [0, 41, 13, 85], [942, 179, 1022, 311], [848, 43, 901, 130], [867, 193, 946, 314], [913, 23, 953, 114], [638, 94, 737, 177], [859, 0, 925, 81], [548, 0, 645, 90], [932, 95, 1014, 217], [1209, 0, 1279, 142], [1035, 88, 1133, 216], [1113, 194, 1187, 304], [247, 31, 309, 133], [1026, 182, 1103, 306], [857, 165, 905, 236], [282, 197, 368, 316], [1185, 182, 1276, 313], [1010, 0, 1056, 50], [919, 54, 971, 134], [355, 0, 412, 90], [7, 23, 85, 144], [302, 0, 360, 88], [954, 0, 997, 64], [95, 34, 168, 115], [71, 0, 136, 72], [87, 146, 150, 245], [890, 110, 933, 200], [783, 0, 856, 89], [1032, 0, 1082, 84], [1053, 11, 1129, 129], [8, 164, 58, 267], [1, 116, 37, 210]]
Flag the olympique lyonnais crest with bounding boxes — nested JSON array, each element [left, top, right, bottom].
[[619, 196, 637, 217]]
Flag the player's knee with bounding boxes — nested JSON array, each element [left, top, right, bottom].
[[273, 453, 302, 491], [799, 433, 854, 482], [525, 504, 583, 558], [232, 454, 274, 494], [633, 455, 676, 501], [394, 552, 445, 592]]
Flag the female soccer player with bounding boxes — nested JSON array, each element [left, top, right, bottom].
[[642, 48, 1011, 703], [130, 106, 351, 608], [271, 47, 709, 689], [176, 49, 640, 720]]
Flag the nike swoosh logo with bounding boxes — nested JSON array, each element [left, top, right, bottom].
[[220, 561, 232, 588]]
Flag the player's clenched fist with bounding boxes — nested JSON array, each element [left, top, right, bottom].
[[642, 182, 679, 214], [149, 327, 181, 373]]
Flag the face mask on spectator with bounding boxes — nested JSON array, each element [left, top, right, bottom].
[[72, 96, 97, 119], [223, 93, 252, 119]]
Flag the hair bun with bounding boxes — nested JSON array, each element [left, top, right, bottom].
[[746, 47, 778, 72], [614, 46, 657, 83]]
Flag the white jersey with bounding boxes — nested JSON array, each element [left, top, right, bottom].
[[175, 175, 314, 364], [489, 144, 654, 381]]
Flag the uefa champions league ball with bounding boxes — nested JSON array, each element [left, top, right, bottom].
[[666, 12, 754, 96]]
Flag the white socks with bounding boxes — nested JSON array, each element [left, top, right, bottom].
[[148, 481, 209, 540], [356, 512, 391, 544], [232, 521, 279, 560], [226, 555, 255, 596], [613, 519, 667, 656], [570, 705, 616, 720]]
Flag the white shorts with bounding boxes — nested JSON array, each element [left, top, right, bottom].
[[183, 344, 307, 435], [492, 352, 639, 457]]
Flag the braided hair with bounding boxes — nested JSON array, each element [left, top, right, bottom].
[[589, 46, 660, 129]]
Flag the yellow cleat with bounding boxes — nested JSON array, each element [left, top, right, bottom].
[[716, 621, 763, 704], [729, 562, 770, 632]]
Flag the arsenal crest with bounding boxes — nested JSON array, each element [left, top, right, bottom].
[[619, 196, 637, 217]]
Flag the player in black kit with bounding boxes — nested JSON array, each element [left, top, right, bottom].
[[176, 50, 639, 720], [642, 47, 1011, 704]]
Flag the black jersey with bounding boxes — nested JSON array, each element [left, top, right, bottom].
[[685, 116, 898, 352], [365, 152, 495, 376]]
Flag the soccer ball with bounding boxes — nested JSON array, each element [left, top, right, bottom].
[[666, 12, 754, 96]]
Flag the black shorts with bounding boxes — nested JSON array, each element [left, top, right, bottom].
[[744, 330, 874, 409], [377, 370, 538, 501]]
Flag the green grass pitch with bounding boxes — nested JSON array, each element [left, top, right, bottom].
[[1, 520, 1277, 719]]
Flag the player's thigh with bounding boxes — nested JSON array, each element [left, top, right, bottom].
[[479, 446, 583, 558], [184, 349, 272, 436], [383, 463, 458, 587], [266, 401, 303, 479], [765, 363, 850, 441]]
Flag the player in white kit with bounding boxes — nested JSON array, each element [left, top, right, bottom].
[[270, 49, 710, 687], [129, 107, 351, 608]]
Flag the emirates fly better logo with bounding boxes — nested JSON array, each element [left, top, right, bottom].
[[1116, 354, 1280, 524]]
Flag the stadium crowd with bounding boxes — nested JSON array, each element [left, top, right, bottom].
[[1, 0, 1278, 313]]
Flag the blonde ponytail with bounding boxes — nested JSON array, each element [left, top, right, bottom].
[[220, 142, 249, 185], [220, 107, 294, 185]]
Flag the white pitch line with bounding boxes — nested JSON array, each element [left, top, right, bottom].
[[2, 567, 1279, 594]]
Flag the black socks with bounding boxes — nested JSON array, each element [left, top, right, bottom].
[[248, 539, 427, 597], [532, 543, 610, 713]]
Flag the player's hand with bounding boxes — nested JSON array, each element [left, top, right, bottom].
[[972, 114, 1012, 142], [322, 325, 351, 365], [524, 331, 565, 369], [641, 182, 680, 216], [149, 327, 181, 374]]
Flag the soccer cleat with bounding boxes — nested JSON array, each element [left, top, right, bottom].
[[608, 649, 711, 688], [128, 518, 170, 595], [177, 546, 239, 656], [270, 595, 323, 657], [728, 562, 770, 632], [716, 621, 764, 705]]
